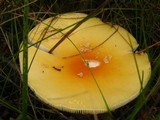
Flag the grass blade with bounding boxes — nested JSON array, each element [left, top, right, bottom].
[[20, 0, 29, 119]]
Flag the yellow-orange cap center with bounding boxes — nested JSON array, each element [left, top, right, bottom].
[[66, 49, 112, 78]]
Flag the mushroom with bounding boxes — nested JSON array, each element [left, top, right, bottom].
[[19, 13, 151, 116]]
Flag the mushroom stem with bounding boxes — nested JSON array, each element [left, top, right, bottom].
[[93, 114, 99, 120]]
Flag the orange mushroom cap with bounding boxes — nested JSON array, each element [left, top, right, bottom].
[[19, 13, 151, 114]]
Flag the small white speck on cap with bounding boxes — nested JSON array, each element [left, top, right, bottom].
[[85, 60, 101, 68], [103, 55, 112, 64], [79, 42, 92, 53], [77, 72, 84, 78]]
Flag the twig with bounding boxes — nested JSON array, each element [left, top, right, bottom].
[[137, 41, 160, 53]]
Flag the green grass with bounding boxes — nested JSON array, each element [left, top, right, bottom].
[[0, 0, 160, 120], [20, 0, 29, 119]]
